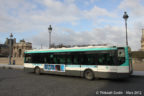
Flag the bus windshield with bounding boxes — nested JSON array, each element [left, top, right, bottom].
[[117, 48, 125, 65]]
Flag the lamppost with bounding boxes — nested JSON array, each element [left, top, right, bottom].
[[9, 33, 13, 65], [48, 25, 52, 49], [123, 11, 129, 46]]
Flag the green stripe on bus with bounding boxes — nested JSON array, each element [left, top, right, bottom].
[[25, 47, 117, 54]]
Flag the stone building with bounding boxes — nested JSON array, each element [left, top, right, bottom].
[[0, 37, 16, 57], [0, 33, 32, 65], [13, 39, 32, 58], [0, 44, 9, 57], [12, 39, 32, 65], [141, 29, 144, 51], [5, 38, 16, 46]]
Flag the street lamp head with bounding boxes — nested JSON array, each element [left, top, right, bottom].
[[10, 33, 13, 38], [48, 25, 52, 33], [123, 11, 129, 20]]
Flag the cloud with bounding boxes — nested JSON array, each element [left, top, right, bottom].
[[0, 0, 83, 33], [119, 0, 144, 17], [84, 6, 114, 19], [0, 0, 143, 51], [0, 0, 116, 33], [29, 26, 141, 51]]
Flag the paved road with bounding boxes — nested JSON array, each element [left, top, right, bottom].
[[0, 69, 144, 96]]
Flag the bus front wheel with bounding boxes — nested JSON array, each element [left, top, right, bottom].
[[84, 70, 94, 80], [34, 67, 41, 75]]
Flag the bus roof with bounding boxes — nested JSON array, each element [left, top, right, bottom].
[[25, 46, 119, 54]]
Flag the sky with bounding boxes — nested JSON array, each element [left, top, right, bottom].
[[0, 0, 144, 51]]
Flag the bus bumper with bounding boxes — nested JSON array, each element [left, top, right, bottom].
[[95, 72, 131, 79]]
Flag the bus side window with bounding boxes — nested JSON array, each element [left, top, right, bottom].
[[81, 54, 87, 64], [103, 54, 108, 65], [95, 55, 98, 65], [53, 56, 57, 64], [44, 57, 47, 63], [33, 53, 43, 63], [55, 55, 60, 64], [43, 54, 49, 63], [73, 55, 79, 64], [98, 54, 105, 65], [87, 54, 95, 65], [97, 53, 116, 65], [25, 55, 32, 63], [57, 58, 60, 64], [66, 55, 72, 64], [50, 54, 54, 64], [107, 54, 115, 65], [40, 54, 44, 63], [31, 54, 37, 63], [59, 55, 65, 64], [106, 55, 111, 65], [78, 54, 84, 64]]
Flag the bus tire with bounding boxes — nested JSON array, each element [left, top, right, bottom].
[[84, 70, 94, 80], [34, 67, 41, 75]]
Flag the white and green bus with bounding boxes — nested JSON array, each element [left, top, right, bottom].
[[24, 46, 133, 80]]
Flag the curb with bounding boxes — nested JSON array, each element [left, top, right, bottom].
[[0, 64, 24, 70], [132, 71, 144, 76]]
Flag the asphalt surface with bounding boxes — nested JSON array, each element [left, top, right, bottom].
[[0, 69, 144, 96]]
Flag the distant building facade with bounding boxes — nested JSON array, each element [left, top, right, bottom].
[[5, 38, 16, 46], [0, 44, 9, 57], [141, 29, 144, 51], [0, 38, 16, 57], [12, 39, 32, 65], [0, 33, 32, 65], [13, 39, 32, 58]]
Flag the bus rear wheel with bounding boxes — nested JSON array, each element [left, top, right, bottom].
[[35, 67, 41, 75], [84, 70, 94, 80]]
